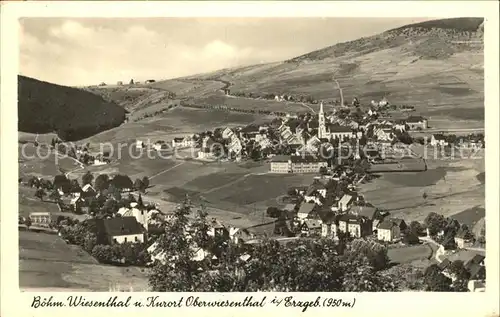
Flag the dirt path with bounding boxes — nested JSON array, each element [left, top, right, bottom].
[[149, 161, 185, 180], [202, 171, 269, 195]]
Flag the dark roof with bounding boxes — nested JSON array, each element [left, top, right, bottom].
[[377, 220, 397, 230], [455, 228, 473, 239], [290, 155, 326, 164], [388, 217, 407, 228], [308, 180, 326, 192], [240, 125, 260, 133], [468, 263, 486, 280], [101, 216, 145, 237], [303, 219, 322, 229], [308, 120, 319, 129], [351, 206, 377, 220], [173, 137, 184, 142], [270, 155, 290, 163], [318, 210, 336, 223], [438, 258, 451, 270], [297, 202, 315, 215], [432, 134, 447, 140], [328, 124, 353, 133], [465, 254, 485, 268], [406, 116, 426, 123]]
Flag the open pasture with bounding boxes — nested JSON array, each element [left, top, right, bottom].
[[19, 231, 149, 291], [86, 106, 270, 145], [387, 244, 433, 265], [150, 79, 224, 98], [360, 157, 484, 223], [196, 93, 319, 114], [19, 144, 81, 179]]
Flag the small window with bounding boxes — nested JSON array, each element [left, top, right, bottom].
[[135, 236, 139, 242], [124, 237, 128, 242]]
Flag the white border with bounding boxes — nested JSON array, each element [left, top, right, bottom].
[[1, 2, 499, 317]]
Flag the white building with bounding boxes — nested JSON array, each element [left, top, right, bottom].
[[430, 134, 449, 146], [117, 202, 149, 231], [102, 216, 145, 244], [338, 194, 354, 212], [172, 136, 195, 148]]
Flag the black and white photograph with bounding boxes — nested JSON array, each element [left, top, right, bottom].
[[1, 3, 498, 309]]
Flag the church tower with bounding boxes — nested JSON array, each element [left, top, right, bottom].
[[318, 102, 327, 139]]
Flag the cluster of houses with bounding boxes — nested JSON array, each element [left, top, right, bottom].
[[288, 178, 407, 243], [133, 98, 437, 167], [437, 254, 486, 292]]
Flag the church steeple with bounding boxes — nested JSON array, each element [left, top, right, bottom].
[[318, 102, 327, 139]]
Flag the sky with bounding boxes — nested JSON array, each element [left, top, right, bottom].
[[20, 17, 433, 86]]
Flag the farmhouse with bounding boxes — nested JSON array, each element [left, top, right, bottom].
[[228, 136, 243, 158], [136, 140, 145, 149], [454, 227, 474, 248], [153, 140, 168, 151], [145, 79, 156, 84], [338, 194, 354, 212], [405, 116, 428, 130], [239, 125, 260, 140], [81, 184, 96, 198], [377, 220, 401, 242], [91, 216, 146, 245], [430, 134, 449, 146], [198, 137, 218, 160], [320, 213, 338, 238], [172, 136, 195, 148], [222, 127, 235, 139], [374, 127, 394, 141], [350, 205, 378, 222], [297, 202, 316, 220], [301, 219, 322, 236], [148, 241, 210, 264], [230, 228, 255, 244], [117, 202, 149, 231], [208, 219, 230, 240], [338, 214, 372, 238], [304, 181, 327, 202]]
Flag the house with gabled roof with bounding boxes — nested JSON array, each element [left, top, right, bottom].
[[90, 216, 146, 245], [222, 127, 234, 140], [377, 220, 400, 242], [405, 116, 428, 130], [297, 202, 316, 220], [430, 134, 449, 146], [338, 214, 372, 238], [338, 194, 354, 212], [350, 205, 378, 221], [300, 219, 322, 236]]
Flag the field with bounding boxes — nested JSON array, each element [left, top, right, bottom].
[[85, 106, 272, 145], [388, 244, 433, 265], [196, 93, 318, 114], [19, 231, 149, 291], [359, 153, 485, 223], [19, 143, 81, 179]]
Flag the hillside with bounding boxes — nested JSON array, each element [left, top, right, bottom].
[[18, 76, 127, 141], [76, 17, 484, 143]]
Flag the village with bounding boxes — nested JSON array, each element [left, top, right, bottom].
[[18, 92, 486, 292]]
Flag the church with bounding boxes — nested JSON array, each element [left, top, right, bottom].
[[317, 102, 354, 141]]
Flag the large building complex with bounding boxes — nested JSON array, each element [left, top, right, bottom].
[[270, 155, 328, 173]]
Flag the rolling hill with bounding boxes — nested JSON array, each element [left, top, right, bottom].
[[27, 17, 484, 144], [171, 17, 484, 123], [18, 76, 127, 141]]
